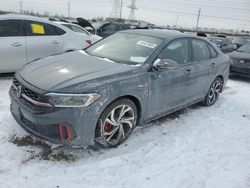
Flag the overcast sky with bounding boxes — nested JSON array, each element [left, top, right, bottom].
[[1, 0, 250, 30]]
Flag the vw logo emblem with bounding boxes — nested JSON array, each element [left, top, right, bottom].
[[239, 60, 245, 64], [16, 86, 22, 98]]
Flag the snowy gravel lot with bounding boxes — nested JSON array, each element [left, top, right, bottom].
[[0, 76, 250, 188]]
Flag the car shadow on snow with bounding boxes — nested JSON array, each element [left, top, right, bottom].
[[152, 103, 201, 125]]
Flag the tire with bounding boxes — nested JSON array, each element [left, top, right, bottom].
[[203, 77, 223, 106], [95, 98, 138, 148]]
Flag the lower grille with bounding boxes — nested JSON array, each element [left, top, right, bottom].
[[20, 113, 61, 140]]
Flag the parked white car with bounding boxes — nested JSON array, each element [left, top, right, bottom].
[[0, 15, 102, 73], [55, 22, 102, 45]]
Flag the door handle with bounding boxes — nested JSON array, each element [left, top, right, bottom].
[[51, 40, 60, 44], [211, 63, 216, 67], [11, 42, 22, 47], [186, 69, 192, 74]]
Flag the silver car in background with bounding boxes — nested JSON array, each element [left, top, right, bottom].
[[0, 15, 101, 73]]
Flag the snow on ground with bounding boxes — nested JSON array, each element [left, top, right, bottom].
[[0, 76, 250, 188]]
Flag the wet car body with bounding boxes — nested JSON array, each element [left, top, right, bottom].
[[9, 30, 230, 147]]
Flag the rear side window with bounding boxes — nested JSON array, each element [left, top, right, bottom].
[[0, 20, 24, 37], [26, 21, 66, 36], [192, 39, 210, 61], [208, 44, 218, 58], [62, 24, 89, 35]]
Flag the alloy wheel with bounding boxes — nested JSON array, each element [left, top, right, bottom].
[[100, 104, 136, 146], [207, 79, 222, 105]]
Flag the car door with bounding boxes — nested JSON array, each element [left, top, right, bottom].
[[0, 19, 26, 73], [25, 20, 64, 62], [187, 39, 214, 102], [147, 38, 192, 119]]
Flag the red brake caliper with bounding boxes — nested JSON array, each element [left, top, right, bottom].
[[104, 122, 112, 132]]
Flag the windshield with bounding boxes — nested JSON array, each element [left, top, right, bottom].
[[237, 42, 250, 53], [85, 33, 163, 65]]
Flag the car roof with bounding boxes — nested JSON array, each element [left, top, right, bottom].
[[121, 29, 188, 39], [55, 21, 80, 27], [0, 14, 49, 22]]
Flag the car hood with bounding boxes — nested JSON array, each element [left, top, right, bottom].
[[19, 50, 138, 91], [228, 51, 250, 60]]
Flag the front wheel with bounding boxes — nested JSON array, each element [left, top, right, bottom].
[[203, 77, 223, 106], [95, 99, 138, 148]]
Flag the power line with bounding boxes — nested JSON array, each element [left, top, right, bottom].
[[139, 6, 250, 22]]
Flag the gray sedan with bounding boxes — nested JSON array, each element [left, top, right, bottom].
[[9, 30, 230, 148]]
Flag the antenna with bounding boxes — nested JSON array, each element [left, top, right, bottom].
[[111, 0, 122, 19], [128, 0, 138, 21]]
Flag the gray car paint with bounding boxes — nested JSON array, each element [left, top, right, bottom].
[[10, 30, 230, 147]]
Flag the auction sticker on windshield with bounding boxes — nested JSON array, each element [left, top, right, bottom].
[[137, 41, 157, 49]]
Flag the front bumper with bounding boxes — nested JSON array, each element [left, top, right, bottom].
[[9, 86, 100, 147], [230, 65, 250, 78]]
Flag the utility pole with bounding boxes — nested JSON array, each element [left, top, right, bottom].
[[67, 2, 71, 18], [196, 8, 201, 31], [128, 0, 138, 21], [119, 0, 123, 21], [19, 1, 23, 14], [111, 0, 121, 20], [176, 15, 179, 26]]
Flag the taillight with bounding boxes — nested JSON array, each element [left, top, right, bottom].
[[86, 40, 92, 45]]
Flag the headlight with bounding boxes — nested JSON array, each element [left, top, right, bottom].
[[46, 93, 101, 108]]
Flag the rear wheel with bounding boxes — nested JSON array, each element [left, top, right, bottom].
[[95, 99, 138, 148], [203, 77, 223, 106]]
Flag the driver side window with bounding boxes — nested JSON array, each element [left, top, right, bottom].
[[158, 39, 189, 65]]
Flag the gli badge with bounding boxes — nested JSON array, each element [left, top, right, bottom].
[[16, 86, 22, 98]]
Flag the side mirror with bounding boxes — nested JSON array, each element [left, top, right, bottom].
[[153, 59, 179, 70]]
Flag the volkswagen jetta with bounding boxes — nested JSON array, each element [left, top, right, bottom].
[[9, 30, 230, 148]]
